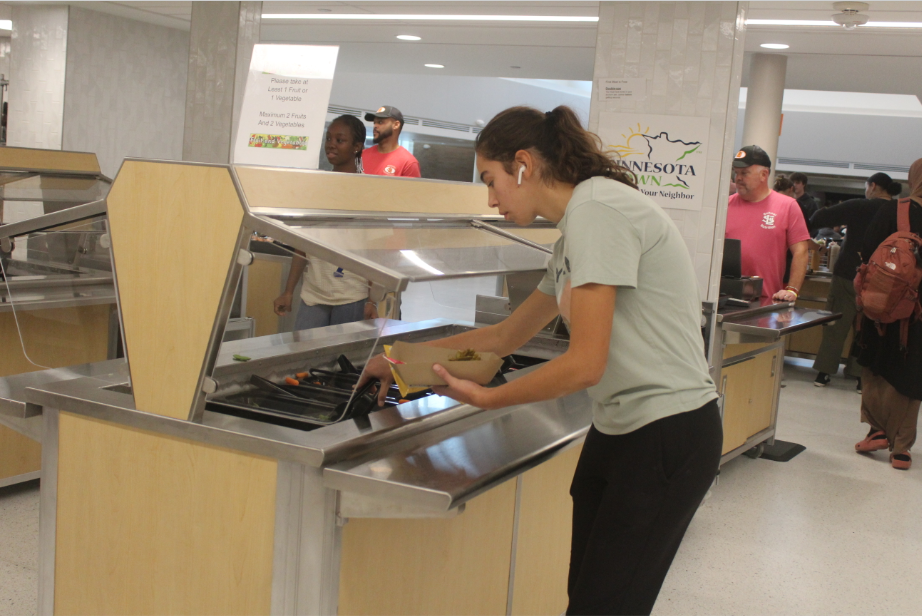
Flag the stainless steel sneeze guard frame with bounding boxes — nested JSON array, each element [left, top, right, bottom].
[[25, 320, 591, 512]]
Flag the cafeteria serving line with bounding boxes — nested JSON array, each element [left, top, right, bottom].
[[1, 154, 833, 616], [3, 1, 922, 615]]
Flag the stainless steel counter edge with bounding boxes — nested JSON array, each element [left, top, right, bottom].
[[0, 358, 127, 420], [25, 377, 335, 467], [22, 370, 550, 470], [324, 429, 588, 512]]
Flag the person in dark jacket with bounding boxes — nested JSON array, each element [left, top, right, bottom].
[[811, 172, 902, 389], [853, 159, 922, 470], [791, 172, 820, 232]]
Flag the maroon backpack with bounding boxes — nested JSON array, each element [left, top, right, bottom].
[[854, 198, 922, 350]]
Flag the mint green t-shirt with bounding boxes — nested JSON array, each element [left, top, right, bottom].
[[537, 176, 717, 435]]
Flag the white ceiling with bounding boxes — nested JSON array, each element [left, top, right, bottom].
[[46, 1, 922, 99]]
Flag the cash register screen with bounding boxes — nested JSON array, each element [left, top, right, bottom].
[[721, 238, 742, 279]]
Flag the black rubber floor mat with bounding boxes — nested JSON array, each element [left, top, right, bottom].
[[760, 440, 806, 462]]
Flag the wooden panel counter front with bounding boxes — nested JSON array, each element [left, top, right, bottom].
[[49, 408, 583, 615], [719, 342, 782, 456], [0, 305, 111, 488]]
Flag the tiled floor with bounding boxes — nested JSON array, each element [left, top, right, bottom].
[[0, 480, 39, 616], [1, 359, 919, 615], [656, 359, 922, 615]]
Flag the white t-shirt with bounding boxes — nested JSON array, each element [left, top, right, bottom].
[[537, 177, 717, 435], [300, 259, 369, 307]]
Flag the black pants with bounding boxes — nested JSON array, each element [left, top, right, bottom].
[[567, 399, 722, 615]]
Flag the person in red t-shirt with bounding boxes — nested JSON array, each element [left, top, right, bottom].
[[361, 106, 421, 178], [725, 145, 811, 305]]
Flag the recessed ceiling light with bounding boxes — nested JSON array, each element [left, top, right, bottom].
[[424, 64, 444, 69], [396, 35, 421, 41], [0, 20, 11, 31], [760, 43, 790, 49], [262, 14, 600, 23]]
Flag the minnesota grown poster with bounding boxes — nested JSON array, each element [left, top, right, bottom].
[[598, 112, 711, 212]]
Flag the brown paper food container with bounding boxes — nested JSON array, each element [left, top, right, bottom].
[[387, 340, 504, 387]]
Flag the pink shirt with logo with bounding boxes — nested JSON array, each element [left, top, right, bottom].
[[361, 145, 421, 177], [725, 190, 810, 305]]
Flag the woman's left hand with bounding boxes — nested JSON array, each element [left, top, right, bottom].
[[364, 301, 379, 320], [431, 364, 493, 408]]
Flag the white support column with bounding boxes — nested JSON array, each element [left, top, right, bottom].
[[740, 52, 787, 181], [182, 2, 261, 164], [8, 5, 69, 149], [590, 1, 749, 302]]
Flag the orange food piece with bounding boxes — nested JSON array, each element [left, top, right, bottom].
[[295, 372, 309, 379], [399, 399, 410, 404], [284, 377, 299, 386]]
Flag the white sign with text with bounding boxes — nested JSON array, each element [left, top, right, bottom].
[[597, 78, 647, 101], [598, 112, 711, 211], [233, 44, 339, 169]]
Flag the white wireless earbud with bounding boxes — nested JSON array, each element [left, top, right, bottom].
[[517, 166, 525, 185]]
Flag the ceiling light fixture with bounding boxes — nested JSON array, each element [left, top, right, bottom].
[[747, 19, 838, 26], [396, 35, 421, 41], [424, 64, 444, 69], [747, 18, 922, 28], [865, 21, 922, 28], [760, 43, 790, 49], [0, 20, 11, 30], [262, 14, 599, 23]]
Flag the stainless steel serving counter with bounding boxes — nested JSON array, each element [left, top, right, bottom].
[[717, 301, 841, 343], [25, 319, 589, 511], [711, 300, 841, 463]]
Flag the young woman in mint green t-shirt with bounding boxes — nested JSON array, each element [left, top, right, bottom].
[[359, 106, 721, 615]]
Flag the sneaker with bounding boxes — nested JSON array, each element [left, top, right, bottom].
[[855, 430, 889, 453], [891, 452, 912, 470], [814, 372, 831, 387], [856, 378, 862, 394]]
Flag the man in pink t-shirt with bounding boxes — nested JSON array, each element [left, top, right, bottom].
[[361, 106, 421, 178], [725, 145, 811, 305]]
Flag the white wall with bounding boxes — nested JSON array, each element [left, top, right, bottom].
[[62, 7, 189, 178], [330, 72, 591, 127], [734, 108, 922, 176]]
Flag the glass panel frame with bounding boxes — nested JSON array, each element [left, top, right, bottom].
[[246, 210, 558, 292]]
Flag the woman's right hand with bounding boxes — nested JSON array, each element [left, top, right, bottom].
[[357, 353, 395, 406], [273, 293, 293, 316]]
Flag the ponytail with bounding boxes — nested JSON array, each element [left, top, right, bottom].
[[867, 172, 902, 197], [475, 106, 637, 189]]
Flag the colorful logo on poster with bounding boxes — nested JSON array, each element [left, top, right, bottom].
[[247, 133, 308, 150], [607, 123, 702, 196]]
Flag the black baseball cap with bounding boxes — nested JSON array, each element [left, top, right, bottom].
[[732, 145, 772, 169], [365, 106, 405, 124]]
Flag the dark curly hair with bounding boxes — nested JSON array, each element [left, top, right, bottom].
[[330, 114, 367, 172], [475, 106, 637, 190]]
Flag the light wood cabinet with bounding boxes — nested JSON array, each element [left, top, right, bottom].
[[719, 345, 781, 456]]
